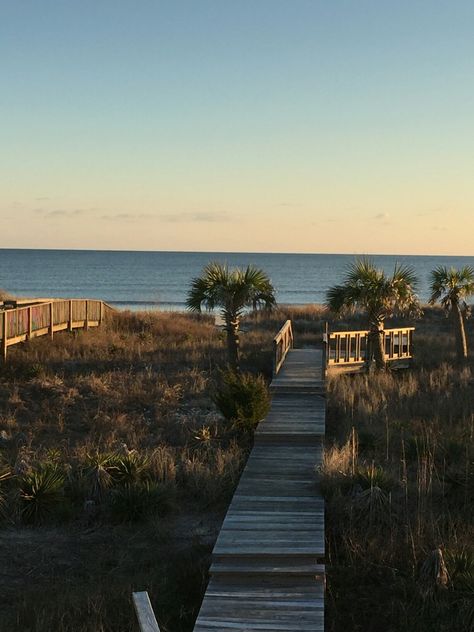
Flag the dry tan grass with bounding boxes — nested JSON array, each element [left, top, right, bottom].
[[0, 306, 473, 631]]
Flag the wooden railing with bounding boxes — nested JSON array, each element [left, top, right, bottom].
[[0, 299, 107, 362], [326, 327, 415, 366], [133, 592, 161, 632], [273, 319, 294, 375]]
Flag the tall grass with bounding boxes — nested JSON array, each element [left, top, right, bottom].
[[0, 309, 270, 631], [323, 313, 473, 632]]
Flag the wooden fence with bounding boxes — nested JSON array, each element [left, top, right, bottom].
[[326, 326, 415, 367], [273, 319, 294, 375], [0, 299, 107, 362]]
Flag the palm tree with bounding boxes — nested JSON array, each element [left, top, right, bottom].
[[429, 266, 474, 361], [326, 258, 420, 370], [187, 262, 276, 369]]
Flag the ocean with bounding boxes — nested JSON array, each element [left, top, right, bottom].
[[1, 249, 473, 310]]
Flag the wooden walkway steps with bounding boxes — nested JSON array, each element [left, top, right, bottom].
[[193, 340, 326, 631]]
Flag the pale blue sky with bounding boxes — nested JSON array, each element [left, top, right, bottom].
[[1, 1, 474, 253]]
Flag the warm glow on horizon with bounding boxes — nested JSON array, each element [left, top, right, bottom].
[[1, 2, 474, 256]]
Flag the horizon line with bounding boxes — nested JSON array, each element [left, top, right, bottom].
[[0, 246, 473, 258]]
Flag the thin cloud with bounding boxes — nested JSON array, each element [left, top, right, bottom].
[[416, 206, 448, 217], [35, 208, 93, 218], [374, 212, 390, 220], [274, 202, 302, 208], [159, 211, 232, 223], [100, 213, 155, 222]]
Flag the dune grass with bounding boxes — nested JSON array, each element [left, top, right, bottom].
[[0, 305, 472, 631]]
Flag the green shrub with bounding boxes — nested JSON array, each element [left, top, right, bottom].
[[213, 370, 270, 430]]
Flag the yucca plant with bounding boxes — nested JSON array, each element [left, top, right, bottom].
[[114, 451, 150, 486], [355, 464, 397, 493], [108, 481, 175, 523], [447, 550, 474, 592], [353, 485, 390, 527], [82, 451, 121, 501], [19, 463, 65, 524]]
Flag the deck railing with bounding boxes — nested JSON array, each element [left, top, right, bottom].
[[273, 319, 294, 375], [326, 327, 415, 366], [0, 299, 107, 362]]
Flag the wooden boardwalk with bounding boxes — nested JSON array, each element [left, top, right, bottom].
[[0, 298, 108, 362], [193, 346, 326, 632]]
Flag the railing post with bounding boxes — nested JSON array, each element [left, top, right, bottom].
[[49, 302, 54, 339], [69, 300, 73, 332], [2, 311, 7, 363], [99, 300, 104, 324], [84, 300, 89, 331], [28, 306, 32, 340]]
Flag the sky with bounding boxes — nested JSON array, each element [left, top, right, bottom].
[[1, 1, 474, 255]]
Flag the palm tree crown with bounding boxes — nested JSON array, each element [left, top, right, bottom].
[[429, 265, 474, 361], [187, 262, 276, 316], [429, 266, 474, 315], [326, 258, 420, 324], [187, 262, 275, 368]]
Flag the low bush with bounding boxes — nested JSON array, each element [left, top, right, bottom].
[[213, 370, 271, 431]]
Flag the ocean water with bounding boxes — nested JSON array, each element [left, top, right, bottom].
[[1, 249, 473, 310]]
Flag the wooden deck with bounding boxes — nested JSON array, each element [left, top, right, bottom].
[[193, 346, 326, 631]]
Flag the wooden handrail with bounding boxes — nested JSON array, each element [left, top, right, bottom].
[[0, 298, 109, 362], [326, 326, 415, 366], [273, 319, 293, 375], [133, 592, 161, 632]]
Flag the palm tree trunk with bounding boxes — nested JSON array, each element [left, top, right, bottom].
[[452, 302, 468, 361], [225, 314, 240, 370], [367, 320, 386, 371]]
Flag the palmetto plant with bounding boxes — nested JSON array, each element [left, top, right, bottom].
[[429, 266, 474, 361], [326, 258, 420, 370], [187, 262, 276, 369]]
